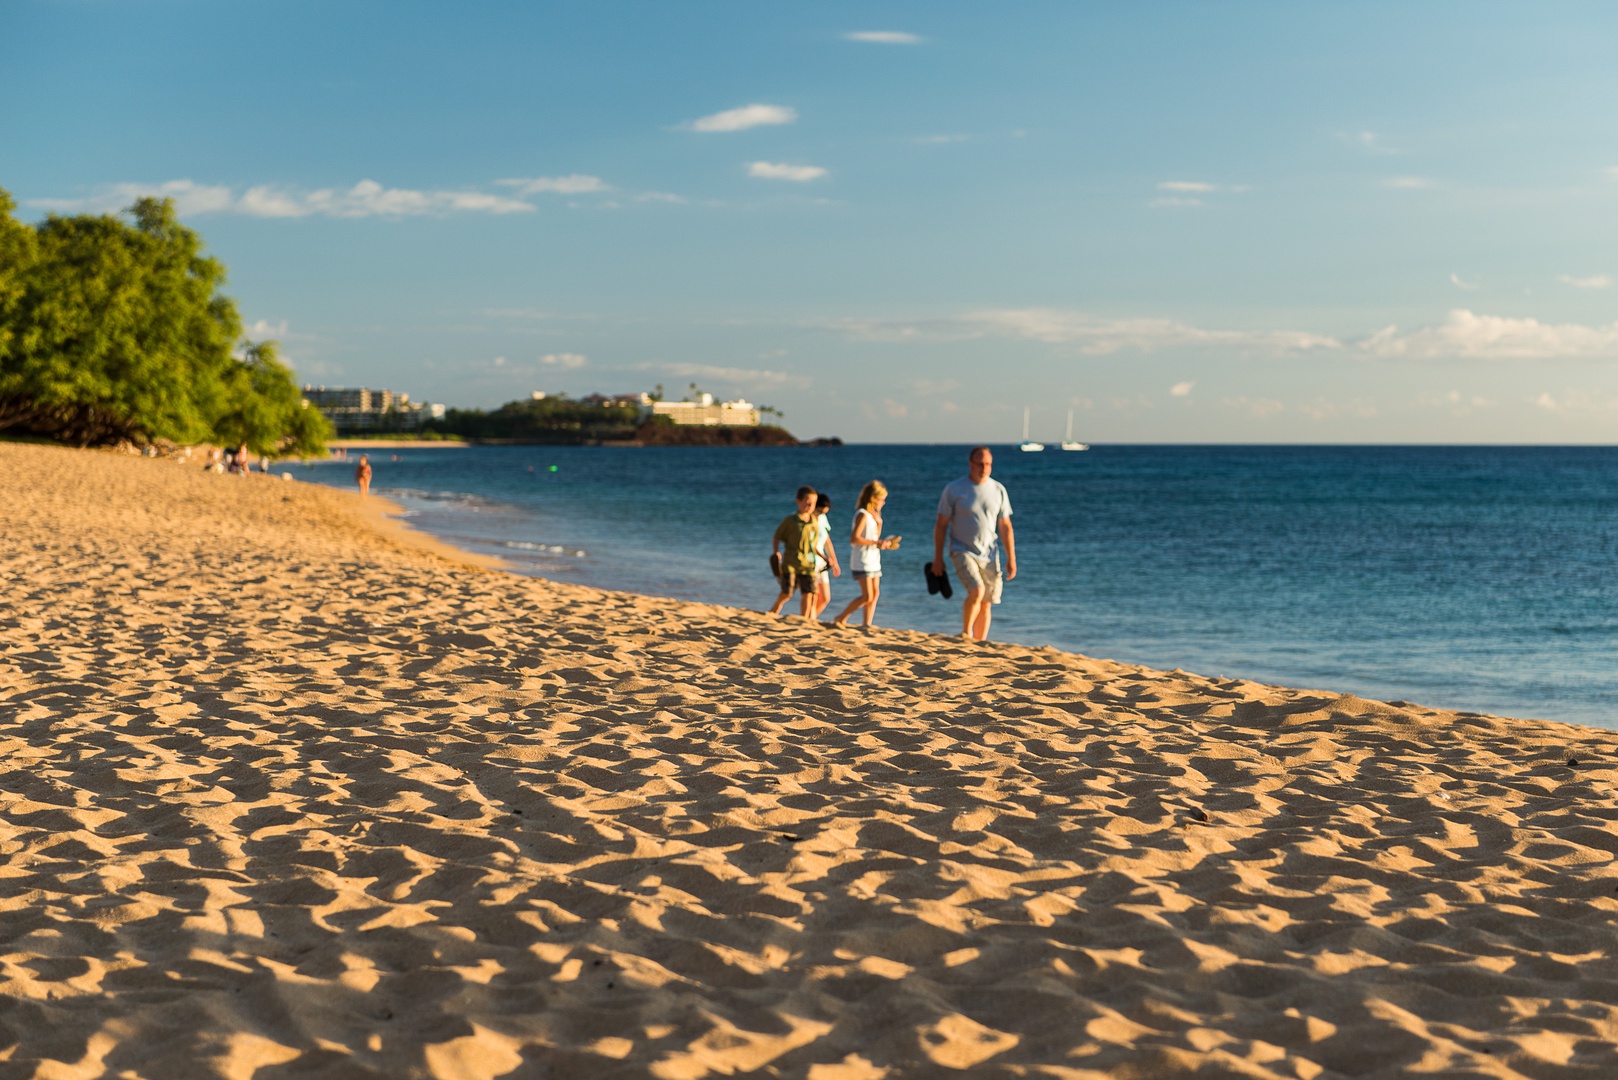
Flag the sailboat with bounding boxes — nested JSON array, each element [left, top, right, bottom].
[[1061, 410, 1089, 452], [1019, 407, 1045, 452]]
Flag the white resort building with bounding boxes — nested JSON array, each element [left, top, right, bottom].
[[648, 393, 760, 427]]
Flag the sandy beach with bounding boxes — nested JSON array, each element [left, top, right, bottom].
[[3, 440, 1617, 1079]]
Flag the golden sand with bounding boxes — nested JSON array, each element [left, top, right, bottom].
[[2, 440, 1616, 1078]]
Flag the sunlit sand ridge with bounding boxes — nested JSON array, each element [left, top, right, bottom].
[[3, 440, 1617, 1079]]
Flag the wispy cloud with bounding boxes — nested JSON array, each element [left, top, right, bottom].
[[1361, 309, 1618, 360], [496, 175, 608, 196], [747, 161, 827, 182], [1382, 176, 1435, 190], [1450, 273, 1480, 290], [1559, 273, 1611, 289], [845, 30, 922, 44], [688, 104, 797, 133], [244, 318, 288, 339], [635, 191, 686, 204], [1150, 180, 1247, 208], [541, 353, 588, 369], [1170, 381, 1195, 397], [1223, 396, 1286, 418], [635, 362, 810, 389], [1340, 130, 1400, 156], [915, 134, 970, 145], [30, 178, 535, 217], [829, 308, 1339, 355]]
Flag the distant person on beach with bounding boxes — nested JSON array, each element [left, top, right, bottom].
[[833, 480, 900, 628], [933, 446, 1016, 641], [768, 486, 820, 616], [811, 492, 841, 618], [355, 455, 372, 497]]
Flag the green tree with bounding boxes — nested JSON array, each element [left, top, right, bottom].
[[0, 190, 37, 373], [0, 189, 325, 454], [213, 340, 331, 457]]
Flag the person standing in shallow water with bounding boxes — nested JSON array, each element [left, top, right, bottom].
[[932, 446, 1016, 641], [355, 455, 372, 497]]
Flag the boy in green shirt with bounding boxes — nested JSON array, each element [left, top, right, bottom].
[[768, 486, 820, 616]]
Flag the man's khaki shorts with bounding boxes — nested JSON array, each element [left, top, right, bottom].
[[950, 551, 1003, 604]]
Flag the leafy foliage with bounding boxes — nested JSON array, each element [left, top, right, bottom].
[[0, 189, 329, 455], [427, 395, 647, 443]]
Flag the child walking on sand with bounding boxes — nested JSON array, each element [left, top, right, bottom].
[[768, 486, 821, 617], [811, 492, 840, 618], [833, 480, 900, 628]]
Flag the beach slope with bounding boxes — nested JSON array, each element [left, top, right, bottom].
[[2, 441, 1616, 1078]]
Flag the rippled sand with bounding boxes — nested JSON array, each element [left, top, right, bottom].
[[3, 440, 1616, 1078]]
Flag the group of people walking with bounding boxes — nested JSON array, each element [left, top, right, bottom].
[[768, 446, 1016, 640]]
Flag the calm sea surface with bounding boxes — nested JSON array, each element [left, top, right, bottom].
[[286, 445, 1618, 729]]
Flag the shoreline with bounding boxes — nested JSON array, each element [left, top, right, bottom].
[[5, 440, 1617, 1077], [326, 437, 471, 448]]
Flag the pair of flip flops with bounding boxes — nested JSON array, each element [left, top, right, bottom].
[[923, 561, 954, 599], [769, 552, 781, 577]]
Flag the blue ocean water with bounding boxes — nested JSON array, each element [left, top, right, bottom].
[[286, 445, 1618, 729]]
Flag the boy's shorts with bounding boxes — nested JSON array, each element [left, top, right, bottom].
[[950, 551, 1003, 604], [778, 567, 817, 595]]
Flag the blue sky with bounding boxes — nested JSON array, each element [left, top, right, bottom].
[[8, 1, 1618, 442]]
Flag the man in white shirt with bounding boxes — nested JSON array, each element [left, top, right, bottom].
[[932, 446, 1017, 641]]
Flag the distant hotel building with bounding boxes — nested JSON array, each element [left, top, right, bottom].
[[303, 386, 445, 433], [648, 392, 760, 427]]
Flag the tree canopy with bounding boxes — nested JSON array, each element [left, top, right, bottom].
[[0, 188, 329, 455]]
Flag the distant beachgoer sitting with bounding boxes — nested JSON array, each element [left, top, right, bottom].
[[833, 480, 900, 628], [933, 446, 1016, 641], [810, 492, 840, 619], [355, 455, 372, 497], [768, 486, 820, 617]]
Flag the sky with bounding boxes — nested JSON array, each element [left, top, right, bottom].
[[7, 0, 1618, 443]]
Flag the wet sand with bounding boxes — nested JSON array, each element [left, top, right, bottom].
[[3, 440, 1616, 1078]]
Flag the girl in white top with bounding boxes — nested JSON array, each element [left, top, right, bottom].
[[832, 480, 900, 627]]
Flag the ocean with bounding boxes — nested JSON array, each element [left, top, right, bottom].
[[285, 444, 1618, 729]]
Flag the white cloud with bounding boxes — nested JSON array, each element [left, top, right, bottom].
[[845, 31, 922, 44], [1559, 273, 1611, 289], [689, 104, 797, 133], [1158, 181, 1215, 192], [829, 308, 1340, 355], [31, 178, 535, 218], [1450, 273, 1480, 290], [636, 362, 811, 389], [915, 134, 970, 144], [1170, 380, 1195, 397], [1223, 396, 1286, 418], [747, 161, 828, 182], [30, 179, 235, 216], [244, 319, 289, 339], [1382, 176, 1435, 189], [635, 191, 686, 204], [1341, 130, 1400, 156], [497, 175, 608, 196], [1528, 390, 1618, 413], [540, 352, 588, 369], [1360, 309, 1618, 360]]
